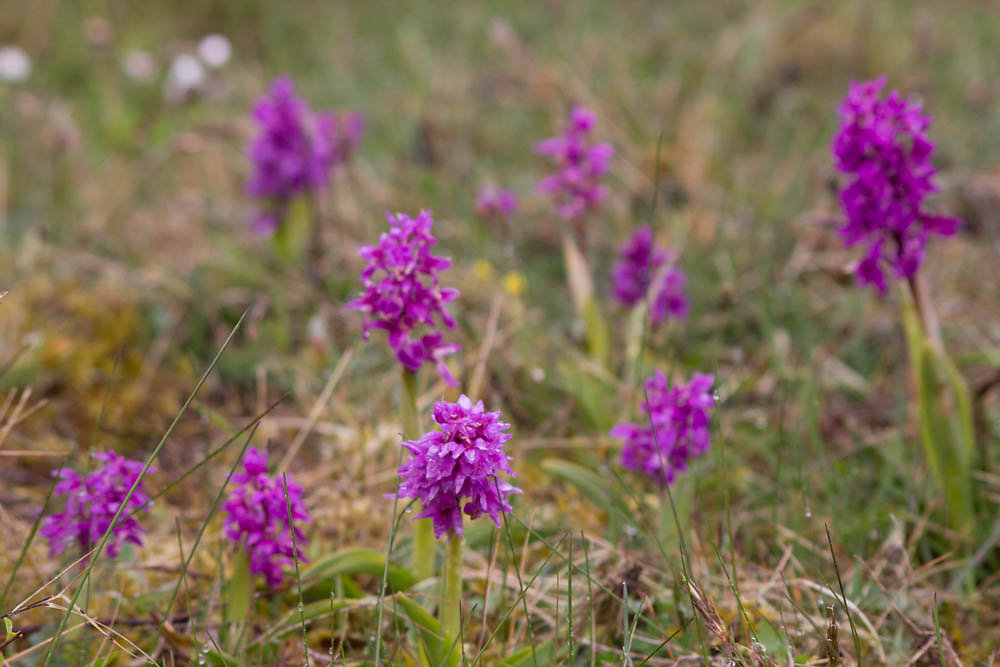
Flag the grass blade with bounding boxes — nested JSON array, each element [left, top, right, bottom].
[[932, 592, 947, 667], [155, 422, 258, 646], [825, 523, 863, 665], [470, 535, 565, 666]]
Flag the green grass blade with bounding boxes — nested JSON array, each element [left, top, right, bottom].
[[470, 536, 564, 667], [0, 454, 70, 610], [124, 393, 287, 522], [932, 592, 947, 667], [825, 524, 862, 664], [494, 478, 538, 667], [155, 422, 258, 644], [257, 598, 360, 646]]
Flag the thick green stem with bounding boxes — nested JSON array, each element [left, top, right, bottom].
[[402, 368, 435, 581], [441, 531, 463, 642]]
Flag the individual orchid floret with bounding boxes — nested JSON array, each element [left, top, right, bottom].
[[394, 395, 521, 538], [475, 184, 518, 223], [221, 447, 311, 589], [610, 371, 715, 485], [536, 105, 614, 221], [831, 76, 961, 293], [40, 451, 153, 559], [347, 210, 462, 386], [246, 77, 364, 235], [611, 226, 688, 326]]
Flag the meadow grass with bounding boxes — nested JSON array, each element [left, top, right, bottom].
[[2, 0, 999, 664]]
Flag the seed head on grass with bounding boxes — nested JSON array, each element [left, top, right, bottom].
[[246, 76, 364, 235], [221, 447, 311, 589], [393, 395, 520, 538], [347, 210, 462, 386], [610, 371, 715, 484], [832, 76, 961, 293], [610, 226, 688, 326], [40, 451, 152, 559], [536, 105, 614, 221]]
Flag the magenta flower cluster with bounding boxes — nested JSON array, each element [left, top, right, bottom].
[[832, 76, 961, 293], [475, 184, 518, 222], [610, 372, 715, 485], [40, 451, 152, 559], [221, 448, 311, 589], [611, 226, 688, 326], [536, 106, 614, 221], [347, 210, 461, 386], [246, 76, 364, 235], [395, 395, 521, 538]]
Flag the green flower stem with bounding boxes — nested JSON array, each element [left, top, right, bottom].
[[401, 368, 421, 440], [658, 474, 694, 549], [441, 531, 463, 642], [906, 273, 942, 350], [402, 368, 435, 581]]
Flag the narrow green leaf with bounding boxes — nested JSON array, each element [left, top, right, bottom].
[[918, 345, 976, 535], [900, 286, 976, 536], [659, 473, 694, 544], [504, 640, 555, 666], [300, 547, 416, 592], [395, 594, 461, 667]]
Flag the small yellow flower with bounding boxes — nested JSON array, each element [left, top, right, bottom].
[[502, 271, 525, 296], [473, 259, 494, 281]]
